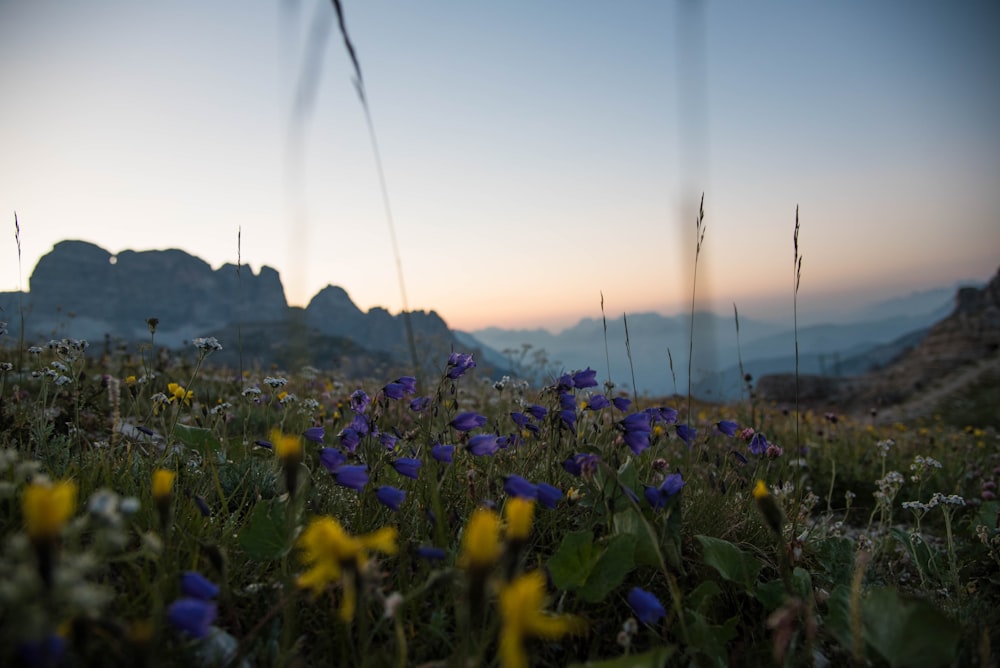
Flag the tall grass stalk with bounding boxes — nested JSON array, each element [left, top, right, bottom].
[[14, 212, 25, 377], [236, 227, 245, 391], [686, 193, 705, 424], [623, 313, 639, 410]]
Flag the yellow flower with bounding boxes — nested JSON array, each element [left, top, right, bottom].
[[22, 480, 77, 544], [167, 382, 193, 405], [753, 480, 784, 537], [125, 375, 137, 387], [270, 429, 302, 463], [499, 570, 586, 668], [459, 507, 502, 572], [752, 479, 770, 500], [151, 469, 176, 502], [296, 516, 397, 620], [504, 497, 534, 544]]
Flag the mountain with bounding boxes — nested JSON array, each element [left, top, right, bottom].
[[467, 296, 955, 399], [756, 266, 1000, 423], [0, 240, 501, 376]]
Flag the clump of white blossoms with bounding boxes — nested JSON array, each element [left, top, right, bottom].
[[193, 337, 223, 354]]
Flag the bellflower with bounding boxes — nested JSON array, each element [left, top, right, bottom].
[[562, 453, 600, 477], [303, 426, 325, 444], [525, 404, 547, 421], [749, 433, 769, 456], [431, 443, 455, 463], [627, 587, 666, 625], [334, 465, 369, 492], [383, 382, 407, 400], [468, 434, 500, 456], [612, 396, 632, 412], [338, 428, 361, 453], [391, 457, 422, 480], [555, 373, 574, 391], [446, 352, 476, 379], [417, 545, 447, 561], [350, 389, 370, 413], [585, 394, 611, 411], [571, 367, 598, 389], [536, 483, 562, 509], [376, 486, 406, 512], [320, 448, 346, 474], [676, 424, 696, 447], [644, 472, 685, 510], [510, 412, 530, 428], [181, 571, 220, 600], [504, 475, 537, 500], [716, 420, 739, 437], [621, 412, 652, 455], [409, 396, 431, 412], [450, 412, 487, 432], [646, 406, 678, 424], [167, 598, 217, 639], [380, 432, 398, 451]]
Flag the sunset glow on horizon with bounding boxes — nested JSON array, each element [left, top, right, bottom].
[[1, 2, 997, 333]]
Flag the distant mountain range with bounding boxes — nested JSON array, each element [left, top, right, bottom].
[[0, 240, 991, 401]]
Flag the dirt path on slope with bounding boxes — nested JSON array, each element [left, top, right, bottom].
[[873, 353, 1000, 425]]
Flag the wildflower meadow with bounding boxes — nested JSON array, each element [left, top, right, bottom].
[[1, 309, 998, 668]]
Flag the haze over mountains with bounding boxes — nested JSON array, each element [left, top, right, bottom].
[[0, 240, 987, 400]]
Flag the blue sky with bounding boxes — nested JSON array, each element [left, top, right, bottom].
[[1, 1, 997, 331]]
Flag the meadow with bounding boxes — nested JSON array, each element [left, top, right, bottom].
[[0, 315, 998, 668]]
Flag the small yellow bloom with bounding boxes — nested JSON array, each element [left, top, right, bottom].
[[270, 429, 302, 462], [499, 570, 586, 668], [125, 375, 137, 387], [296, 516, 398, 620], [151, 469, 176, 502], [277, 390, 288, 402], [752, 479, 770, 500], [167, 382, 193, 405], [22, 480, 78, 544], [504, 497, 534, 543], [459, 507, 502, 572]]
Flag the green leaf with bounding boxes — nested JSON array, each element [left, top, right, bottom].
[[890, 528, 940, 580], [613, 507, 659, 568], [685, 610, 739, 668], [173, 423, 221, 455], [754, 579, 786, 611], [862, 587, 961, 668], [579, 533, 637, 602], [687, 580, 723, 614], [238, 498, 291, 561], [569, 645, 676, 668], [695, 535, 762, 591], [549, 531, 597, 590]]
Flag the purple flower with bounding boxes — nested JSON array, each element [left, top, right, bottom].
[[349, 413, 370, 436], [350, 389, 370, 413], [621, 412, 652, 455], [409, 396, 431, 412], [303, 426, 325, 444], [376, 486, 406, 511], [525, 404, 547, 421], [180, 571, 219, 600], [749, 433, 769, 456], [137, 425, 156, 436], [510, 412, 530, 428], [536, 483, 562, 509], [612, 396, 632, 412], [380, 432, 398, 451], [559, 392, 576, 411], [646, 406, 678, 424], [431, 443, 455, 463], [320, 447, 346, 473], [504, 475, 537, 499], [383, 382, 407, 400], [254, 439, 273, 450], [417, 545, 447, 561], [559, 409, 577, 430], [446, 352, 476, 379], [627, 587, 666, 625], [716, 420, 739, 437], [192, 495, 211, 517], [468, 434, 500, 456], [585, 394, 611, 411], [392, 457, 422, 480], [676, 424, 696, 447], [450, 412, 487, 432], [555, 373, 574, 391], [572, 367, 598, 389], [167, 598, 217, 639], [338, 428, 361, 453], [397, 376, 417, 393], [732, 451, 749, 465], [563, 453, 600, 477], [334, 465, 369, 492], [644, 472, 685, 510]]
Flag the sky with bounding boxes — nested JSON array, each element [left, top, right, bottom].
[[1, 1, 998, 333]]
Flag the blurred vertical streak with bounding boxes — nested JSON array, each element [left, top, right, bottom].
[[675, 0, 716, 399]]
